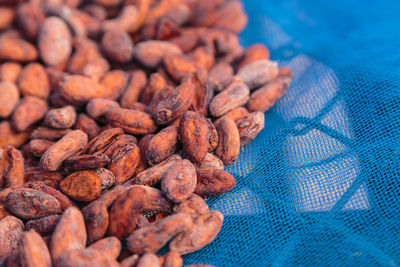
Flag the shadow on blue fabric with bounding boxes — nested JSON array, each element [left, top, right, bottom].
[[183, 0, 400, 266]]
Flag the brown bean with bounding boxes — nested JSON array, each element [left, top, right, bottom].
[[173, 194, 209, 218], [236, 111, 265, 145], [195, 153, 224, 170], [236, 59, 279, 89], [18, 63, 50, 99], [1, 146, 24, 187], [5, 188, 61, 219], [214, 107, 249, 125], [106, 186, 145, 239], [120, 254, 140, 267], [169, 211, 223, 255], [138, 134, 154, 159], [64, 154, 110, 172], [38, 17, 72, 66], [200, 29, 242, 62], [208, 62, 234, 92], [134, 40, 182, 69], [160, 251, 182, 267], [11, 96, 48, 132], [0, 216, 24, 265], [59, 6, 101, 38], [102, 134, 137, 157], [60, 170, 102, 201], [0, 122, 30, 148], [191, 68, 213, 117], [0, 7, 15, 31], [163, 53, 197, 82], [180, 111, 209, 163], [101, 29, 133, 63], [130, 102, 147, 112], [205, 118, 218, 151], [83, 185, 125, 243], [132, 154, 182, 186], [108, 185, 171, 239], [237, 43, 270, 69], [74, 113, 101, 140], [214, 117, 240, 165], [83, 202, 109, 244], [0, 82, 20, 118], [82, 127, 123, 155], [67, 38, 102, 74], [83, 4, 107, 21], [24, 139, 55, 157], [152, 77, 195, 125], [0, 186, 22, 204], [247, 75, 291, 112], [100, 70, 129, 100], [109, 143, 140, 184], [50, 207, 87, 262], [146, 125, 179, 166], [57, 248, 120, 267], [106, 108, 157, 135], [0, 37, 38, 62], [127, 213, 193, 254], [136, 253, 160, 267], [213, 0, 247, 33], [188, 46, 215, 70], [120, 70, 147, 108], [24, 182, 76, 211], [86, 98, 120, 120], [194, 168, 236, 197], [59, 75, 112, 105], [88, 236, 121, 259], [279, 66, 294, 78], [161, 159, 197, 203], [102, 5, 138, 32], [0, 62, 22, 83], [209, 79, 249, 117], [16, 3, 45, 40], [44, 106, 77, 129], [19, 230, 52, 267], [141, 72, 166, 105], [40, 130, 88, 171]]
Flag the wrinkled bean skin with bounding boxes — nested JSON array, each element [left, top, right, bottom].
[[0, 1, 292, 266]]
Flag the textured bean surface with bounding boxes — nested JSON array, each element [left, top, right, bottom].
[[0, 1, 291, 266]]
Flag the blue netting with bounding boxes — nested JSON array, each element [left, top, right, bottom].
[[183, 0, 400, 266]]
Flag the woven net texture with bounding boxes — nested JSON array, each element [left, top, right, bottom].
[[184, 0, 400, 266]]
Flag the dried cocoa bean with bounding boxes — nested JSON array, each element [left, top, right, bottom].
[[44, 106, 77, 129], [214, 117, 240, 165], [194, 168, 236, 197], [5, 188, 61, 219], [127, 213, 193, 254], [161, 159, 197, 203], [0, 82, 19, 118], [146, 125, 179, 166], [169, 211, 223, 255], [19, 230, 52, 267], [50, 207, 86, 262], [40, 130, 88, 171], [179, 111, 209, 163]]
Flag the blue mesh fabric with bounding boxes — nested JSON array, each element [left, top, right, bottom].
[[183, 0, 400, 266]]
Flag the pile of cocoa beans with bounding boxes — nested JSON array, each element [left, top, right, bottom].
[[0, 0, 292, 266]]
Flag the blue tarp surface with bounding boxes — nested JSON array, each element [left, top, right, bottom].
[[184, 1, 400, 266]]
